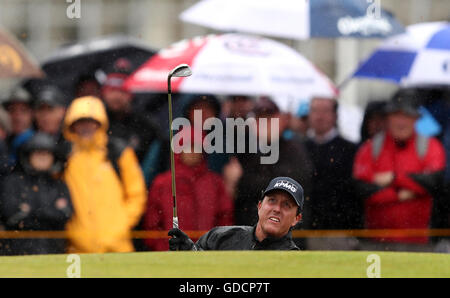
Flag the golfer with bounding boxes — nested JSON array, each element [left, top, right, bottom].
[[168, 177, 303, 250]]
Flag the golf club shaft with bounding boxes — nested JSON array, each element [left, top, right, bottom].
[[167, 81, 178, 229]]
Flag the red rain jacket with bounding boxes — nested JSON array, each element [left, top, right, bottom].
[[353, 132, 445, 243], [144, 152, 234, 251]]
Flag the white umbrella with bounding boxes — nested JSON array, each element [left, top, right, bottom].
[[124, 33, 338, 109], [179, 0, 404, 39]]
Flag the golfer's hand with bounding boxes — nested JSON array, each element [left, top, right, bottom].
[[168, 228, 195, 251]]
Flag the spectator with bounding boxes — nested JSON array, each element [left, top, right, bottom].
[[0, 133, 72, 255], [353, 94, 446, 250], [2, 86, 34, 168], [0, 108, 11, 176], [75, 73, 102, 98], [181, 93, 230, 174], [144, 127, 234, 251], [33, 84, 67, 136], [63, 96, 147, 253], [222, 95, 255, 119], [304, 97, 360, 250], [33, 84, 71, 176], [221, 95, 256, 199], [424, 88, 450, 247], [360, 101, 387, 144], [288, 102, 310, 140], [234, 97, 313, 231], [100, 57, 162, 166]]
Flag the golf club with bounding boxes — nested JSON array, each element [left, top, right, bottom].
[[167, 63, 192, 230]]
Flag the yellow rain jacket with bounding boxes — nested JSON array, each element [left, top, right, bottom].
[[63, 96, 146, 253]]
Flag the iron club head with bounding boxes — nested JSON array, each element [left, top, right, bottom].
[[168, 63, 192, 79]]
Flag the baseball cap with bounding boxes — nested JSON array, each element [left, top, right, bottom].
[[385, 89, 421, 117], [262, 177, 304, 211], [385, 100, 421, 117], [22, 132, 57, 154], [100, 57, 133, 90], [2, 86, 32, 108], [34, 85, 67, 108], [102, 73, 128, 90]]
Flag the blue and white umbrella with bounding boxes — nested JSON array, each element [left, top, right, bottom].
[[180, 0, 404, 40], [353, 22, 450, 86]]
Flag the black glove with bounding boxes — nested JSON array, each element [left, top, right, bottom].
[[168, 228, 195, 251]]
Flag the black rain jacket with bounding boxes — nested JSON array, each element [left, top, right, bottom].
[[193, 226, 299, 251]]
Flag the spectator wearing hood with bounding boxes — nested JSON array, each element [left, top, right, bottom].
[[143, 127, 234, 251], [0, 133, 72, 255], [63, 96, 147, 253]]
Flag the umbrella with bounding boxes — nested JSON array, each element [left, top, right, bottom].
[[124, 33, 338, 109], [179, 0, 404, 40], [0, 27, 43, 78], [41, 35, 156, 97], [353, 22, 450, 87], [416, 106, 442, 137]]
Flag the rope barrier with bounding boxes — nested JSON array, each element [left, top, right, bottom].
[[0, 229, 449, 239]]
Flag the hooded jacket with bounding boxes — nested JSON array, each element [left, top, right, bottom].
[[144, 127, 234, 251], [0, 134, 72, 255], [63, 96, 146, 253]]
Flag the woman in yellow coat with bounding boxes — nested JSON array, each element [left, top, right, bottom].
[[63, 96, 146, 253]]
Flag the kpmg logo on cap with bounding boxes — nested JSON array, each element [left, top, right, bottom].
[[274, 180, 297, 193]]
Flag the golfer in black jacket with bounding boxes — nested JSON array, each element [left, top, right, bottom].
[[168, 177, 303, 250]]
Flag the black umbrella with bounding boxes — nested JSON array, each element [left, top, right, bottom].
[[40, 35, 157, 98]]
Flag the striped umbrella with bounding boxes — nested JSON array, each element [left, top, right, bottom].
[[353, 22, 450, 87]]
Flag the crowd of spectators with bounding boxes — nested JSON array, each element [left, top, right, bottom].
[[0, 57, 449, 255]]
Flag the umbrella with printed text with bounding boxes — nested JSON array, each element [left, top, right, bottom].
[[179, 0, 404, 40], [124, 33, 338, 112]]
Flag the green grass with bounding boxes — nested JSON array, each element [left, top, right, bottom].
[[0, 251, 449, 278]]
